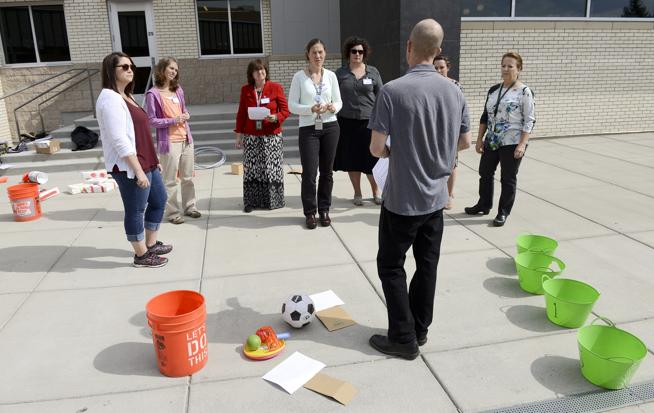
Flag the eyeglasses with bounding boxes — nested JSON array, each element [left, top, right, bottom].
[[350, 49, 364, 55], [115, 64, 137, 72]]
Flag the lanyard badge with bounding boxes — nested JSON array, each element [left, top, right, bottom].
[[255, 87, 264, 130]]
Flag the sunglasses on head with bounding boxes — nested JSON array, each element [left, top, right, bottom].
[[350, 49, 364, 55], [116, 64, 137, 72]]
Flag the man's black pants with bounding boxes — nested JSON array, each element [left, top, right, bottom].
[[377, 205, 444, 343], [477, 144, 523, 216]]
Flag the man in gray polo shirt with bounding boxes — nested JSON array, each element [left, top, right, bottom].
[[368, 18, 471, 360]]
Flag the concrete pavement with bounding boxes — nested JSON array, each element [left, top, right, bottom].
[[0, 132, 653, 412]]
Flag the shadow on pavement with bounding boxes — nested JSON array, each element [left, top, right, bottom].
[[1, 245, 130, 273], [93, 342, 161, 377], [503, 305, 565, 333], [486, 256, 517, 276], [44, 208, 123, 222], [483, 277, 534, 298], [204, 297, 385, 357], [530, 355, 586, 396]]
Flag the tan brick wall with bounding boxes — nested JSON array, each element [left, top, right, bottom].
[[178, 57, 254, 104], [262, 0, 272, 54], [65, 0, 113, 62], [269, 55, 342, 93], [153, 0, 198, 58], [460, 21, 654, 138], [0, 77, 10, 142]]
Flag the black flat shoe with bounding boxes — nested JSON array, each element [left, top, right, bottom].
[[417, 334, 428, 347], [464, 205, 491, 215], [369, 334, 419, 360], [244, 205, 254, 213], [305, 214, 317, 229], [319, 211, 331, 227], [493, 214, 507, 226]]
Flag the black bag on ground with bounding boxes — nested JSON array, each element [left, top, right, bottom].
[[70, 126, 99, 151]]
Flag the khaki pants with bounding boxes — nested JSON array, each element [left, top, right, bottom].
[[159, 140, 197, 219]]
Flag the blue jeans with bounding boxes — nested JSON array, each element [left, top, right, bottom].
[[111, 169, 167, 242]]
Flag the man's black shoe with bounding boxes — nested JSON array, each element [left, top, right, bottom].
[[417, 334, 428, 346], [493, 214, 507, 227], [369, 334, 419, 360], [464, 204, 490, 215]]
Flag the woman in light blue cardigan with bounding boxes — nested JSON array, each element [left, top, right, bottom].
[[288, 38, 342, 229]]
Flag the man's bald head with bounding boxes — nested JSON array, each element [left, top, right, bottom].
[[409, 19, 444, 61]]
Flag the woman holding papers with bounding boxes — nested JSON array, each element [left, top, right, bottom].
[[288, 38, 342, 229], [235, 59, 290, 212], [145, 57, 200, 225]]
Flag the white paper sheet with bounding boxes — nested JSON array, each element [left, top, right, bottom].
[[262, 352, 325, 394], [309, 290, 345, 312], [247, 106, 270, 120], [372, 136, 391, 193]]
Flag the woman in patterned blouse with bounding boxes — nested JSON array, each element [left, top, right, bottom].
[[465, 51, 535, 227]]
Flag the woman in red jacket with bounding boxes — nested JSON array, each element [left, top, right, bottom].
[[235, 59, 290, 212]]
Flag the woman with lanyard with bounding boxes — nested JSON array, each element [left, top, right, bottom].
[[234, 59, 289, 212], [289, 38, 343, 229], [334, 36, 383, 206], [465, 51, 535, 227], [145, 57, 200, 225]]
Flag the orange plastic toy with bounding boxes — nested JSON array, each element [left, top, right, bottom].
[[243, 326, 286, 360]]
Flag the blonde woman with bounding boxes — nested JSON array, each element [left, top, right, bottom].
[[145, 57, 200, 225]]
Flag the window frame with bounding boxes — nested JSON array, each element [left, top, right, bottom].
[[0, 2, 72, 67], [195, 0, 265, 59], [461, 0, 654, 20]]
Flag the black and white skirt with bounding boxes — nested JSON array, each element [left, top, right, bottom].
[[243, 134, 285, 209]]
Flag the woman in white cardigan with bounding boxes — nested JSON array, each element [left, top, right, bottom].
[[96, 52, 170, 268], [288, 38, 342, 229]]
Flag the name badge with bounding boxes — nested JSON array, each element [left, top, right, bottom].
[[172, 96, 180, 104], [363, 78, 373, 85], [315, 118, 323, 130], [260, 97, 270, 104]]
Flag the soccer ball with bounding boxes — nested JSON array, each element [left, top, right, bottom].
[[281, 294, 315, 328]]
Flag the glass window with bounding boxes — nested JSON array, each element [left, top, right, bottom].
[[591, 0, 654, 17], [0, 4, 70, 64], [32, 5, 70, 62], [197, 0, 262, 55], [118, 11, 149, 57], [0, 7, 37, 64], [461, 0, 512, 17], [516, 0, 587, 16]]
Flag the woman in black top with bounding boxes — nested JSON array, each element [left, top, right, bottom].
[[334, 36, 383, 206]]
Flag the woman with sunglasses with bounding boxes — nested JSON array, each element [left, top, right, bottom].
[[145, 57, 200, 225], [334, 36, 383, 206], [433, 54, 462, 210], [289, 38, 342, 229], [96, 52, 170, 267]]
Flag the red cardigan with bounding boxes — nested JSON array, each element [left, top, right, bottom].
[[234, 81, 289, 136]]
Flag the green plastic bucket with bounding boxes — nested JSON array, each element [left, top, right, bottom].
[[516, 234, 558, 255], [514, 252, 565, 294], [542, 276, 600, 328], [577, 317, 647, 389]]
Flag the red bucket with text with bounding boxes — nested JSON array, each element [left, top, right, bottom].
[[7, 183, 41, 222], [146, 290, 208, 377]]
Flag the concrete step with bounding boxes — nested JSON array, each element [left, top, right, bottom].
[[72, 117, 299, 132]]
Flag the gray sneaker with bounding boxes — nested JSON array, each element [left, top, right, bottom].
[[133, 251, 168, 268], [147, 240, 173, 255]]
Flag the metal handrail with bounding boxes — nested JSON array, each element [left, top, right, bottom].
[[140, 64, 154, 107], [36, 69, 99, 134], [12, 69, 98, 138], [0, 68, 87, 101]]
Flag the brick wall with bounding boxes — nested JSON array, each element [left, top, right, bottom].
[[65, 0, 113, 62], [178, 57, 253, 104], [153, 0, 198, 58], [460, 21, 654, 138], [269, 55, 342, 93]]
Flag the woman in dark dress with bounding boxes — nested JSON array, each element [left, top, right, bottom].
[[334, 36, 384, 206]]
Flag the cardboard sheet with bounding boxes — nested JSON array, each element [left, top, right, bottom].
[[316, 306, 356, 331], [304, 372, 358, 405]]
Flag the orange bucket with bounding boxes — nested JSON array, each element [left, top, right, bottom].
[[7, 183, 41, 222], [146, 290, 208, 377]]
